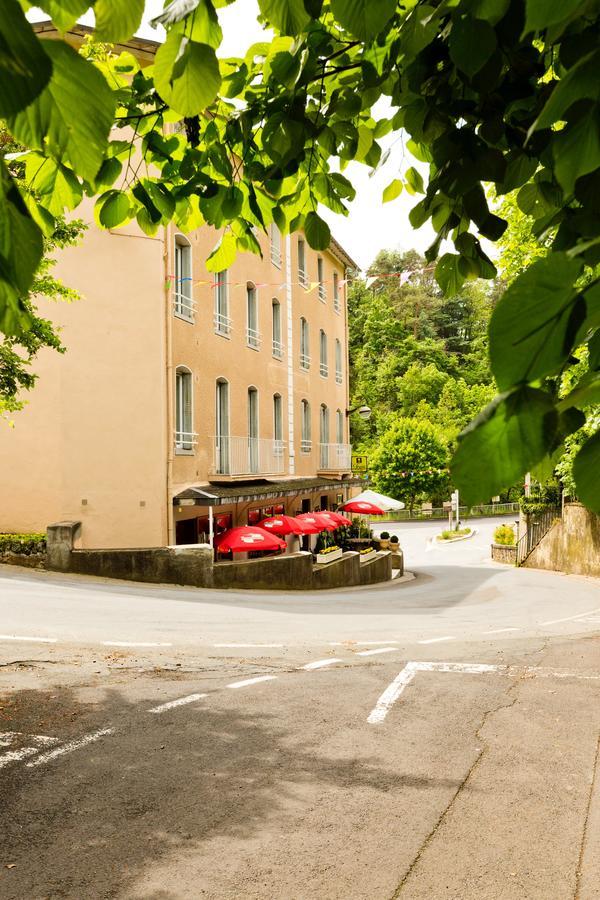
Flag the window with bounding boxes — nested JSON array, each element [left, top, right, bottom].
[[319, 330, 328, 377], [273, 393, 284, 457], [214, 270, 230, 335], [336, 408, 344, 444], [333, 271, 341, 314], [272, 299, 283, 358], [248, 386, 259, 473], [317, 257, 326, 301], [301, 399, 311, 452], [319, 404, 329, 468], [175, 367, 194, 451], [335, 338, 343, 384], [215, 378, 229, 474], [246, 282, 260, 349], [298, 238, 307, 288], [270, 223, 282, 267], [300, 317, 310, 369], [174, 236, 194, 321]]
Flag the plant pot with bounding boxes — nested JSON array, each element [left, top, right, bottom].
[[315, 547, 343, 565], [359, 549, 377, 562], [389, 543, 400, 552], [379, 539, 389, 550]]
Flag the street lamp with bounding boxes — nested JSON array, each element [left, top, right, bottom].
[[346, 404, 372, 420]]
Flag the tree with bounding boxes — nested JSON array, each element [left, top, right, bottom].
[[370, 419, 449, 512], [1, 0, 600, 510]]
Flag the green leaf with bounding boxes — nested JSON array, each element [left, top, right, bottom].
[[257, 0, 310, 34], [24, 154, 83, 216], [435, 254, 466, 295], [145, 181, 176, 220], [330, 0, 397, 39], [465, 0, 510, 23], [355, 125, 373, 162], [589, 330, 600, 370], [451, 387, 558, 505], [94, 0, 145, 42], [404, 167, 424, 194], [0, 159, 43, 336], [382, 179, 403, 203], [304, 211, 331, 250], [499, 152, 538, 193], [558, 372, 600, 411], [553, 112, 600, 195], [97, 190, 131, 228], [449, 17, 497, 78], [524, 0, 585, 34], [172, 0, 223, 48], [573, 430, 600, 513], [154, 32, 221, 117], [489, 253, 583, 390], [7, 40, 115, 182], [534, 51, 600, 131], [0, 0, 53, 116], [136, 207, 161, 237], [206, 230, 237, 272], [34, 0, 89, 31]]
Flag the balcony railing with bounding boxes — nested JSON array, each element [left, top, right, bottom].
[[272, 339, 284, 359], [300, 353, 311, 370], [174, 430, 198, 451], [214, 312, 232, 336], [335, 369, 343, 384], [318, 282, 326, 301], [320, 362, 329, 377], [318, 443, 352, 471], [333, 295, 341, 314], [212, 436, 286, 476], [246, 327, 261, 350], [300, 439, 312, 453], [298, 267, 308, 288], [270, 243, 282, 267], [173, 292, 195, 321]]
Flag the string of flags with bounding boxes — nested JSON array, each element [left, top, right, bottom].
[[165, 268, 425, 291], [392, 468, 450, 477]]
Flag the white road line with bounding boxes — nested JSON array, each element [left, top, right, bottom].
[[329, 640, 400, 646], [357, 647, 398, 657], [483, 628, 520, 634], [368, 661, 502, 725], [303, 658, 342, 670], [101, 641, 172, 648], [0, 634, 57, 643], [541, 607, 600, 626], [26, 727, 115, 768], [418, 636, 455, 644], [148, 693, 208, 714], [226, 675, 278, 689], [213, 643, 284, 648], [0, 747, 41, 768]]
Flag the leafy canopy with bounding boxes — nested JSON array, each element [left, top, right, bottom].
[[2, 0, 600, 511]]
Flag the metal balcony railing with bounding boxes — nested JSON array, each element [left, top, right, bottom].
[[318, 282, 326, 301], [272, 339, 284, 359], [173, 291, 195, 321], [212, 436, 286, 476], [333, 295, 341, 314], [300, 439, 312, 453], [246, 327, 261, 350], [214, 312, 232, 336], [174, 430, 198, 451], [318, 443, 352, 471], [300, 353, 311, 370], [335, 369, 343, 384], [270, 243, 282, 267], [320, 362, 329, 377], [298, 267, 308, 288]]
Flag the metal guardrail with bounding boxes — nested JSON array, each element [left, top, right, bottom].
[[516, 505, 561, 566], [371, 502, 520, 522]]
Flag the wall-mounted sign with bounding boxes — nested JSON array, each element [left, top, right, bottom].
[[351, 455, 368, 473]]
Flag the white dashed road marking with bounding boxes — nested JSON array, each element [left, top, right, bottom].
[[418, 636, 455, 644], [483, 628, 520, 634], [227, 675, 278, 689], [101, 641, 172, 648], [213, 643, 285, 648], [541, 607, 600, 626], [0, 732, 60, 768], [0, 634, 57, 643], [303, 658, 342, 670], [356, 647, 398, 657], [148, 693, 208, 714]]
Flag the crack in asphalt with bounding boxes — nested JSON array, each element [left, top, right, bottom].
[[389, 669, 527, 899], [574, 731, 600, 900]]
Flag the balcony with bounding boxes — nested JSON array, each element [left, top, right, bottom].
[[298, 267, 308, 289], [270, 243, 282, 268], [211, 436, 286, 478], [299, 353, 311, 371], [320, 362, 329, 378], [318, 282, 326, 302], [246, 327, 261, 350], [333, 295, 341, 314], [272, 339, 284, 359], [173, 291, 195, 322], [214, 312, 232, 336], [335, 369, 343, 385], [318, 443, 352, 473], [174, 430, 197, 452]]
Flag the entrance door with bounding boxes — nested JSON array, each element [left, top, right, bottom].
[[216, 379, 229, 474], [176, 518, 197, 545]]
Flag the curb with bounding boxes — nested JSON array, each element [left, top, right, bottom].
[[435, 527, 478, 544]]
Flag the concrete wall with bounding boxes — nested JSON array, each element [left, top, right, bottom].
[[491, 543, 517, 565], [359, 552, 393, 585], [524, 503, 600, 577], [213, 552, 314, 591]]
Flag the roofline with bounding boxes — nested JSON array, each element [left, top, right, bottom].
[[32, 18, 161, 53], [328, 235, 360, 272]]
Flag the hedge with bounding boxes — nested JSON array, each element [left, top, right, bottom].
[[0, 533, 47, 555]]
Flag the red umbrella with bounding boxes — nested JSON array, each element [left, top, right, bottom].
[[214, 526, 286, 553], [327, 511, 352, 527], [258, 515, 309, 535], [297, 512, 338, 532], [341, 500, 386, 516]]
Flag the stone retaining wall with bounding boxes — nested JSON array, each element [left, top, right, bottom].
[[491, 543, 517, 565], [524, 503, 600, 577]]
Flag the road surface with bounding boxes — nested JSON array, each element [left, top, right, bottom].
[[0, 517, 599, 899]]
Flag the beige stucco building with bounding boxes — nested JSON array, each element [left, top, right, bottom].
[[0, 27, 359, 549]]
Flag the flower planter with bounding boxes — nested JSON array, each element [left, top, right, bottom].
[[378, 539, 390, 550], [315, 547, 343, 565], [359, 549, 377, 563]]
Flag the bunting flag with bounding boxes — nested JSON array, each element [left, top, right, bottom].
[[391, 468, 450, 477], [164, 267, 431, 290]]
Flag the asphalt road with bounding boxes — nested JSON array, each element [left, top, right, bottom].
[[1, 517, 599, 899]]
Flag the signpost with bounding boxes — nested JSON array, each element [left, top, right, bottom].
[[351, 455, 368, 474], [450, 489, 460, 530]]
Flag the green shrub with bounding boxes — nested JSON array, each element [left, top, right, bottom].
[[493, 524, 515, 546], [389, 534, 399, 544], [0, 532, 46, 555], [439, 527, 471, 540], [380, 531, 390, 540]]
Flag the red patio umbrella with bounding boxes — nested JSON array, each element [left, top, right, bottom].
[[297, 512, 338, 532], [341, 500, 386, 515], [258, 515, 310, 535], [327, 511, 352, 527], [214, 526, 286, 553]]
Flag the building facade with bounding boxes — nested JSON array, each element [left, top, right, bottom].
[[0, 26, 358, 549]]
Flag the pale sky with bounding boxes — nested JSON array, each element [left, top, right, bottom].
[[29, 0, 438, 271]]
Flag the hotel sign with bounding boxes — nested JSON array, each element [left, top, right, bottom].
[[351, 455, 368, 473]]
